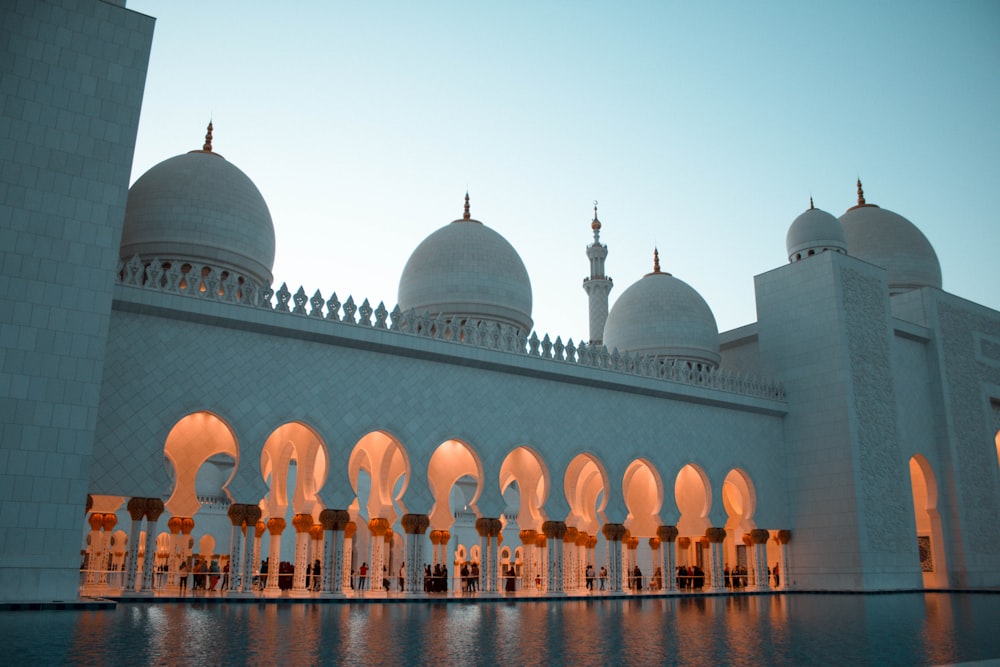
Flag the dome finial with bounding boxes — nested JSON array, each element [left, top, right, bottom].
[[463, 191, 471, 221], [856, 178, 866, 206], [591, 199, 601, 232], [809, 195, 814, 210], [653, 247, 661, 274], [203, 121, 213, 152]]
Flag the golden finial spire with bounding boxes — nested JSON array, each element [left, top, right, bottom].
[[653, 247, 661, 273], [856, 178, 866, 206], [809, 195, 814, 210], [463, 191, 471, 220], [203, 121, 213, 152], [591, 200, 601, 231]]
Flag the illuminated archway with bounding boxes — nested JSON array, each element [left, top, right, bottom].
[[674, 463, 711, 568], [622, 459, 664, 537], [909, 454, 948, 588], [499, 446, 549, 532], [564, 453, 608, 535], [163, 411, 239, 518], [428, 439, 483, 531]]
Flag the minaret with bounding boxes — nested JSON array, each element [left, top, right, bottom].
[[582, 202, 613, 346]]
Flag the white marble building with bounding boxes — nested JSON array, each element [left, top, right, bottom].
[[2, 0, 999, 603]]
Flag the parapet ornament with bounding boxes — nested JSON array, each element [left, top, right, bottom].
[[115, 255, 784, 400]]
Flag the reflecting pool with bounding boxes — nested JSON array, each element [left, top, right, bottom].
[[4, 593, 1000, 666]]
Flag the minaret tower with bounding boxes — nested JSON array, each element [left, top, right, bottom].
[[582, 202, 613, 346]]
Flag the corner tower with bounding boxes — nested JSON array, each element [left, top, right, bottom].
[[582, 203, 613, 345]]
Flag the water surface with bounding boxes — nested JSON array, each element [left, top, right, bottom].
[[4, 593, 999, 666]]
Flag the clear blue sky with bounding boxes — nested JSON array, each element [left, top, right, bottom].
[[126, 1, 1000, 340]]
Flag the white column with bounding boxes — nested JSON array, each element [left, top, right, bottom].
[[141, 510, 162, 592], [265, 517, 285, 595]]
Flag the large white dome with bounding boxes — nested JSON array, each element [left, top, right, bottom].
[[786, 200, 847, 262], [839, 181, 941, 294], [603, 253, 720, 368], [397, 196, 533, 333], [121, 126, 276, 287]]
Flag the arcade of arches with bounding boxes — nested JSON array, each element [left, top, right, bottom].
[[79, 412, 974, 598]]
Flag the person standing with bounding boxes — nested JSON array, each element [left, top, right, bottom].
[[359, 562, 368, 590]]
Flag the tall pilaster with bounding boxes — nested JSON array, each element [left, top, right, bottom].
[[582, 204, 613, 346]]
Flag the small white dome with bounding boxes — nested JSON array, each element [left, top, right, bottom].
[[603, 252, 720, 368], [398, 195, 533, 333], [786, 200, 847, 262], [121, 126, 276, 287], [839, 181, 941, 294]]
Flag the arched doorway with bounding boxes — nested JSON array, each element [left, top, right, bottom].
[[909, 454, 948, 588]]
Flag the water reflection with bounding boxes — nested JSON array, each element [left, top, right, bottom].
[[4, 593, 999, 666]]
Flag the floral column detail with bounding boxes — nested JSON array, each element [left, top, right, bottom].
[[166, 516, 182, 588], [99, 513, 117, 586], [85, 512, 104, 585], [243, 507, 263, 593], [519, 530, 536, 593], [602, 523, 626, 592], [775, 530, 791, 589], [264, 516, 285, 596], [401, 514, 429, 594], [750, 529, 771, 591], [291, 513, 314, 596], [542, 521, 567, 594], [705, 527, 727, 591], [562, 527, 578, 591], [309, 524, 324, 591], [648, 537, 661, 590], [657, 525, 678, 591], [476, 518, 502, 594], [320, 509, 351, 595], [226, 504, 246, 594], [535, 533, 547, 591], [124, 498, 146, 593], [140, 499, 164, 593], [368, 518, 390, 593], [343, 521, 356, 592]]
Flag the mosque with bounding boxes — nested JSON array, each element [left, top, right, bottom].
[[2, 0, 1000, 604]]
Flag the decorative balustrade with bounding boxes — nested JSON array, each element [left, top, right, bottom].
[[117, 256, 784, 400]]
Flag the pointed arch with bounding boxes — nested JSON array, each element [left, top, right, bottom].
[[163, 411, 239, 517], [260, 421, 331, 518], [499, 446, 549, 531], [674, 463, 712, 536], [622, 458, 664, 537], [428, 439, 483, 530], [565, 453, 609, 534], [909, 454, 948, 587], [347, 430, 410, 527]]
